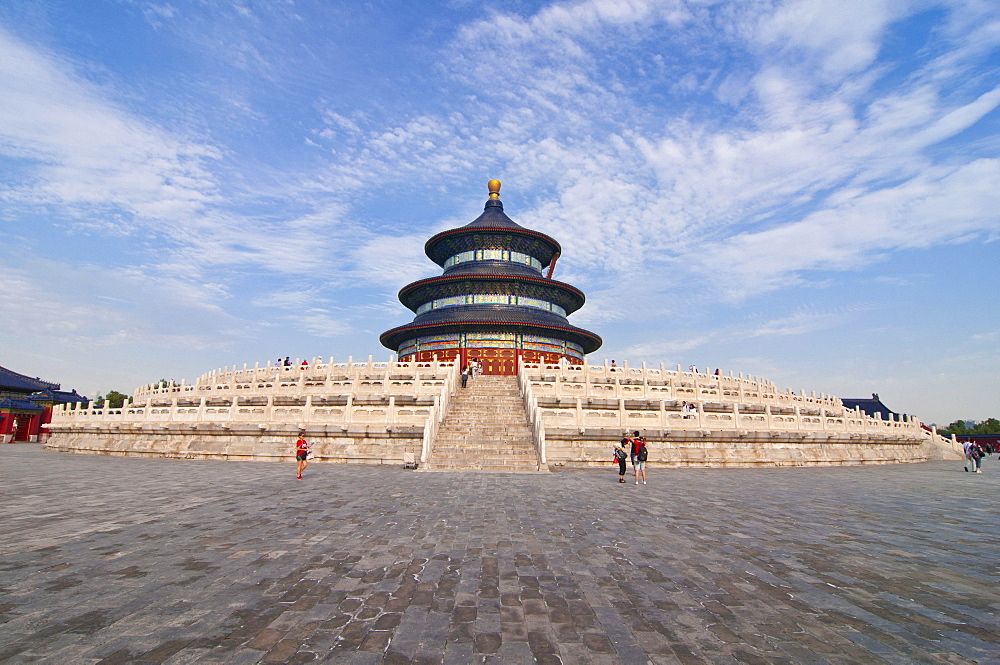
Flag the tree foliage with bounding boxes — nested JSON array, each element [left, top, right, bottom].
[[940, 418, 1000, 436], [105, 390, 129, 408], [91, 390, 128, 409]]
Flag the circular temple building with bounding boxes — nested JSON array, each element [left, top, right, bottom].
[[380, 180, 602, 374]]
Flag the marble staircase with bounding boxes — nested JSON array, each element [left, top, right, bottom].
[[426, 375, 542, 471]]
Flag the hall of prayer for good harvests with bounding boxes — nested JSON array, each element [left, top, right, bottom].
[[380, 179, 602, 375]]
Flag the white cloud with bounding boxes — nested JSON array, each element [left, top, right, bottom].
[[691, 159, 1000, 299], [0, 27, 219, 228], [753, 0, 898, 78], [0, 260, 240, 351]]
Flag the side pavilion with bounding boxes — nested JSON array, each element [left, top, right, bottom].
[[0, 365, 86, 443]]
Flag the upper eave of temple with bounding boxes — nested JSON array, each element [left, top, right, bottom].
[[424, 199, 561, 267]]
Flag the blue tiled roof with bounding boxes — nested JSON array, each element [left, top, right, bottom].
[[424, 200, 561, 266], [398, 272, 587, 313], [0, 396, 45, 412], [381, 305, 603, 353], [842, 397, 902, 420], [30, 388, 88, 405], [463, 199, 524, 230], [410, 304, 569, 327], [0, 365, 59, 393]]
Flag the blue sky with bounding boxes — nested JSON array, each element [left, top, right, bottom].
[[1, 0, 997, 425]]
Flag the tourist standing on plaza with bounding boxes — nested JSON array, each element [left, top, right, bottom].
[[614, 439, 628, 483], [295, 434, 311, 479], [630, 431, 648, 484], [964, 441, 982, 473], [971, 443, 984, 473]]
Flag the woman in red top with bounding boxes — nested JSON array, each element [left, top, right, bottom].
[[295, 435, 310, 479]]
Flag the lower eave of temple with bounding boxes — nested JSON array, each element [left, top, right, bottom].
[[379, 319, 603, 355]]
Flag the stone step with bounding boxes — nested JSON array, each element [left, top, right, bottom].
[[431, 444, 532, 450], [428, 375, 541, 471], [436, 438, 533, 444], [432, 453, 538, 461], [429, 464, 541, 471]]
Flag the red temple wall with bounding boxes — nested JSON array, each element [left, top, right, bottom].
[[402, 348, 582, 375]]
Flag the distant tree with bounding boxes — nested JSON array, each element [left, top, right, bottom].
[[973, 418, 1000, 435], [105, 390, 128, 409], [90, 391, 128, 409], [939, 418, 1000, 436]]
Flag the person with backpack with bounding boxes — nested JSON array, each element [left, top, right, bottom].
[[630, 430, 648, 485], [964, 441, 982, 473], [614, 439, 629, 483], [970, 443, 984, 473]]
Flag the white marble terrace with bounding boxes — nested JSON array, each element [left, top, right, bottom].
[[47, 356, 958, 464], [518, 359, 921, 437]]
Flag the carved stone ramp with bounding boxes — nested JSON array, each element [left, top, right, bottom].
[[425, 375, 543, 472]]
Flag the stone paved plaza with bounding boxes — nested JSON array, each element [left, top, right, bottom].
[[1, 445, 997, 664]]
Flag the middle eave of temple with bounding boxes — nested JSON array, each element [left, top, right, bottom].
[[398, 272, 586, 314]]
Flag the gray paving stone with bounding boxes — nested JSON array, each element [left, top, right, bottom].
[[1, 444, 998, 663]]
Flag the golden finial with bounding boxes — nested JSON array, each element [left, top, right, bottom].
[[487, 179, 501, 200]]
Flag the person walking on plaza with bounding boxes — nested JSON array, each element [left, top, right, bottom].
[[971, 442, 984, 473], [630, 431, 648, 484], [964, 440, 982, 473], [295, 434, 311, 479], [614, 438, 628, 483]]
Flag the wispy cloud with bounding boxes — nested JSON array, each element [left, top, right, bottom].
[[621, 304, 869, 360], [0, 27, 219, 227], [691, 159, 1000, 299]]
